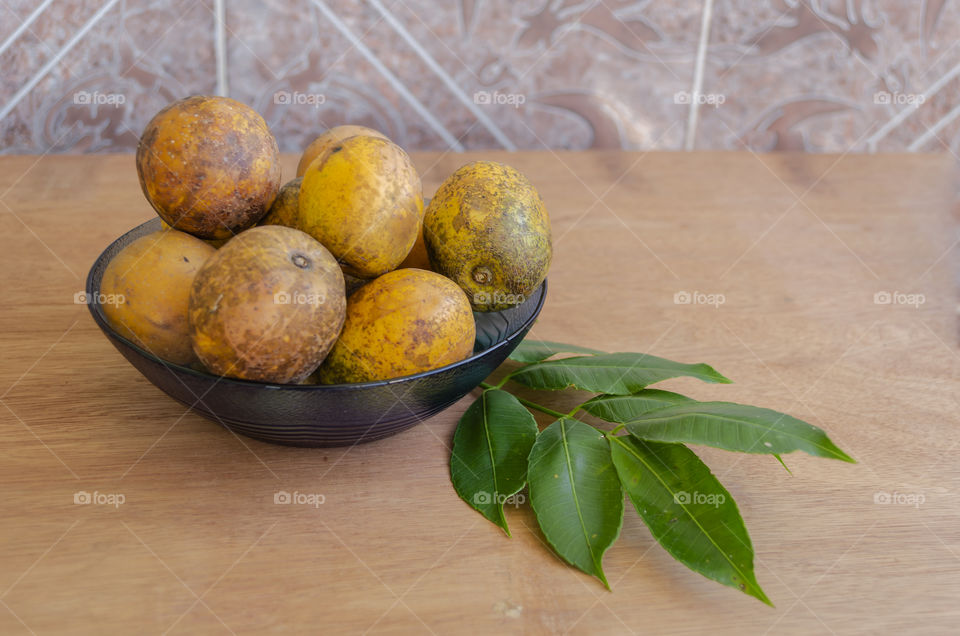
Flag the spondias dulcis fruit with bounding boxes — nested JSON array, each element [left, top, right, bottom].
[[472, 266, 493, 285]]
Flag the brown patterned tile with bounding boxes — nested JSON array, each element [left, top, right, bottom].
[[224, 0, 699, 153], [2, 0, 959, 153], [404, 0, 700, 151], [0, 2, 26, 45], [0, 0, 215, 153], [696, 0, 960, 153]]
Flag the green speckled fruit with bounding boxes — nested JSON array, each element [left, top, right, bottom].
[[423, 161, 551, 312]]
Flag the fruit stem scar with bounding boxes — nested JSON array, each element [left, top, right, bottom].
[[472, 266, 492, 284], [291, 253, 311, 269]]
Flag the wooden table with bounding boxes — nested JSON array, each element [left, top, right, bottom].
[[0, 151, 957, 635]]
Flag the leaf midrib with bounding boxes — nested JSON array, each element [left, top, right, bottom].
[[561, 419, 601, 579], [480, 391, 504, 528], [610, 435, 762, 600], [631, 410, 845, 459], [584, 396, 689, 421]]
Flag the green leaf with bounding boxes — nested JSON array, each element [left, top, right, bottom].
[[508, 339, 604, 363], [580, 389, 694, 423], [511, 352, 732, 395], [527, 418, 624, 587], [626, 401, 855, 462], [451, 389, 540, 535], [773, 454, 792, 475], [608, 435, 772, 605]]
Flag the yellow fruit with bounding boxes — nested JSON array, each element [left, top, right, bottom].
[[258, 177, 302, 228], [342, 270, 368, 296], [188, 225, 346, 383], [204, 236, 230, 249], [424, 161, 551, 312], [136, 95, 281, 239], [298, 371, 321, 385], [296, 125, 389, 177], [318, 269, 475, 383], [397, 223, 431, 270], [298, 135, 422, 278], [100, 230, 216, 364]]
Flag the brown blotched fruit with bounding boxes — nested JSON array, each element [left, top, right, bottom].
[[137, 95, 281, 240], [188, 225, 346, 383]]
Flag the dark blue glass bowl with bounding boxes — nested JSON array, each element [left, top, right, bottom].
[[86, 218, 546, 447]]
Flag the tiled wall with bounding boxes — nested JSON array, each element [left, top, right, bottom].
[[2, 0, 959, 154]]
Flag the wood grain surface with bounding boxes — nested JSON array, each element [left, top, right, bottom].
[[0, 151, 958, 635]]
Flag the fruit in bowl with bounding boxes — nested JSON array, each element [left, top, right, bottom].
[[99, 229, 216, 365], [318, 268, 475, 384], [136, 96, 282, 239], [188, 225, 346, 384], [298, 134, 423, 279], [295, 124, 389, 177], [88, 97, 551, 445], [424, 161, 552, 312]]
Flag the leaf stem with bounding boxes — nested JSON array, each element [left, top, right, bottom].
[[609, 424, 625, 435], [493, 369, 518, 389], [479, 382, 570, 420]]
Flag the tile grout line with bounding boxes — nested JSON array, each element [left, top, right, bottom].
[[0, 0, 56, 60], [367, 0, 516, 150], [214, 0, 229, 97], [0, 0, 121, 123], [309, 0, 464, 151], [865, 57, 960, 151], [684, 0, 714, 151], [908, 100, 960, 150]]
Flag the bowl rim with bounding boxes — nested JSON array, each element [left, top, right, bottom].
[[86, 219, 547, 392]]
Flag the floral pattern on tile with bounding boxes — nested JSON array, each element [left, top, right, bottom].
[[1, 0, 959, 154]]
